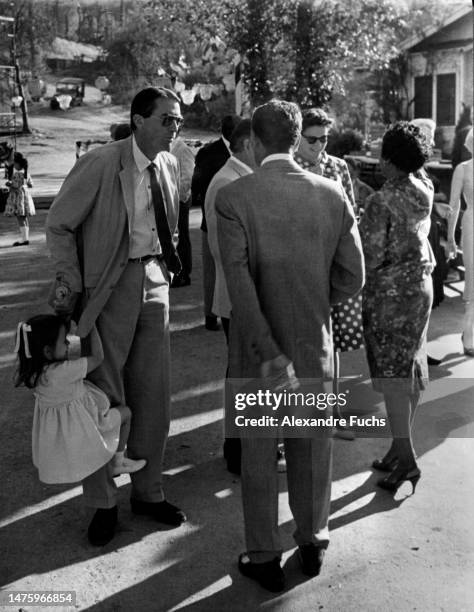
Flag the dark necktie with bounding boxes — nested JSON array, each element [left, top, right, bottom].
[[147, 163, 182, 274]]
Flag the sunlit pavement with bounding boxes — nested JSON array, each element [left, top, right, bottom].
[[0, 210, 473, 611]]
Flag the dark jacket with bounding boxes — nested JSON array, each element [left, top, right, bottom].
[[191, 137, 230, 231]]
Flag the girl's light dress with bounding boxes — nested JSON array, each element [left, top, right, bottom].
[[32, 358, 121, 484]]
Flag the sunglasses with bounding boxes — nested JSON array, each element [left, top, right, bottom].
[[303, 134, 328, 145], [161, 114, 184, 128]]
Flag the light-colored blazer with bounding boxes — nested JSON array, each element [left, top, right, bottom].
[[46, 136, 180, 337], [216, 157, 365, 380], [205, 156, 253, 318]]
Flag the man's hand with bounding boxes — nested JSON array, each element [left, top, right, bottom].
[[261, 354, 300, 392], [48, 282, 80, 318]]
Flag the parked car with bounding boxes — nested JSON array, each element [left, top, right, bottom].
[[50, 78, 85, 110]]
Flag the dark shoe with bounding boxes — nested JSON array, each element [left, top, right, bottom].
[[298, 543, 325, 577], [427, 355, 442, 366], [87, 506, 118, 546], [223, 438, 241, 475], [205, 315, 220, 331], [377, 465, 421, 493], [12, 241, 29, 246], [171, 274, 191, 288], [238, 553, 285, 592], [372, 456, 398, 472], [130, 498, 187, 526]]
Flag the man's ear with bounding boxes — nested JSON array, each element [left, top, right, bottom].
[[132, 113, 143, 130], [43, 345, 54, 361]]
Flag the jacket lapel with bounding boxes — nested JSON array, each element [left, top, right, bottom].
[[118, 138, 135, 234]]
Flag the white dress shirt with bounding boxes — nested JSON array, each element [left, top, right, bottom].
[[129, 136, 166, 259]]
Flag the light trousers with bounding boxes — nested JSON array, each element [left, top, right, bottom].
[[241, 433, 333, 563], [83, 258, 170, 508]]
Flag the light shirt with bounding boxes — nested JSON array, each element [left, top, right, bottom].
[[129, 136, 163, 259], [227, 155, 253, 175], [261, 153, 293, 165], [221, 136, 231, 153]]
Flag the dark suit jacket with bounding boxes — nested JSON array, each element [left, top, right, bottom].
[[191, 137, 230, 231], [216, 158, 365, 380]]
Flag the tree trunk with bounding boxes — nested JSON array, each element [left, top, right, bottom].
[[14, 62, 31, 134]]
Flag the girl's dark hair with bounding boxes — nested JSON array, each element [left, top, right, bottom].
[[381, 121, 431, 174], [15, 314, 69, 389], [7, 152, 28, 179]]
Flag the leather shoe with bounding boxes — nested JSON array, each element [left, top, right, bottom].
[[87, 506, 117, 546], [171, 274, 191, 288], [238, 553, 285, 592], [298, 543, 325, 577], [130, 499, 187, 526]]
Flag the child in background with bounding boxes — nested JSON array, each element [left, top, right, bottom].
[[15, 315, 146, 485], [4, 152, 35, 246]]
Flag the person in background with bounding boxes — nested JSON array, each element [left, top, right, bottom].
[[170, 133, 195, 287], [204, 119, 255, 475], [451, 104, 472, 169], [191, 114, 241, 330], [345, 157, 374, 214], [4, 151, 35, 247], [446, 127, 474, 357], [360, 121, 433, 493], [295, 108, 363, 441]]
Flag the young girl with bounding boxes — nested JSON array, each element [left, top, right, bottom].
[[15, 314, 146, 484], [4, 152, 35, 247]]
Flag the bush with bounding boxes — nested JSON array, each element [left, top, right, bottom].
[[327, 127, 364, 158]]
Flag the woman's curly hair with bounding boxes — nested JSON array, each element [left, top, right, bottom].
[[381, 121, 432, 174]]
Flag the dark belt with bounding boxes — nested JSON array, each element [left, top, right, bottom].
[[128, 254, 164, 264]]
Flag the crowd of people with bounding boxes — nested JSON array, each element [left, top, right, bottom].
[[10, 86, 474, 594]]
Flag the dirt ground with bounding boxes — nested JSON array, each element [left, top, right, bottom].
[[0, 95, 473, 612]]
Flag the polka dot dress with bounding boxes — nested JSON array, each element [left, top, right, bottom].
[[331, 295, 364, 352], [295, 153, 364, 353]]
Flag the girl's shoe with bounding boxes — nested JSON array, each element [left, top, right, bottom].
[[377, 465, 421, 493], [112, 453, 146, 476], [12, 241, 29, 246]]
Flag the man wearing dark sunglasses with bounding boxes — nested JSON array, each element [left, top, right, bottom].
[[47, 87, 187, 547]]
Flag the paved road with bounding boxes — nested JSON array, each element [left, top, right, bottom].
[[0, 211, 473, 611]]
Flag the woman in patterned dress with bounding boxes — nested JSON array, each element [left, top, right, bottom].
[[359, 122, 433, 492], [295, 108, 364, 440]]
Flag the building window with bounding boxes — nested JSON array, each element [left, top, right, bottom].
[[436, 73, 456, 126], [414, 75, 433, 118]]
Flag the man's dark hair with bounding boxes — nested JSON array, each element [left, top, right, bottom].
[[130, 87, 180, 131], [301, 108, 333, 131], [381, 121, 431, 174], [221, 115, 242, 141], [229, 119, 251, 153], [252, 100, 302, 152]]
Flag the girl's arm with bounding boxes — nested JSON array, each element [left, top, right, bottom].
[[85, 325, 104, 373], [445, 164, 464, 260]]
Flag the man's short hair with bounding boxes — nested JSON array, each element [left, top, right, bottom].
[[130, 87, 180, 131], [252, 100, 302, 152], [221, 115, 242, 141], [229, 118, 251, 153]]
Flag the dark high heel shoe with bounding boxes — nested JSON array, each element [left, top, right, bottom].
[[372, 456, 398, 472], [377, 466, 421, 493]]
